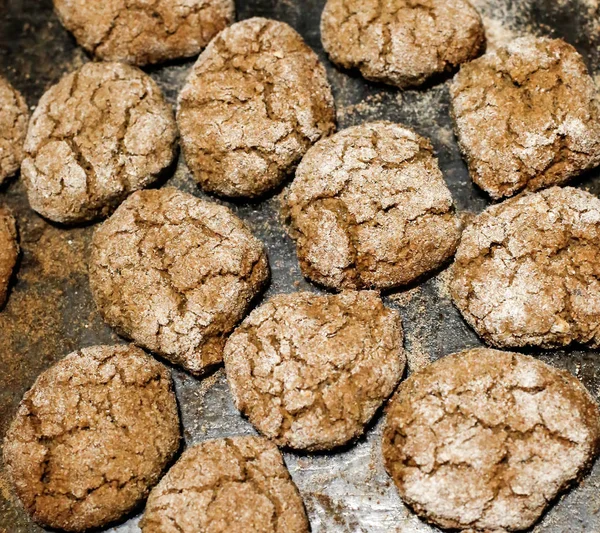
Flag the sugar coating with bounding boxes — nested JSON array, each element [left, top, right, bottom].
[[0, 76, 28, 184], [0, 206, 19, 308]]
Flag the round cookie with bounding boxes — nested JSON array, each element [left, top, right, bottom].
[[3, 344, 180, 532], [21, 62, 178, 224], [383, 348, 600, 532], [224, 290, 405, 451], [451, 37, 600, 199], [140, 436, 309, 533], [89, 187, 269, 376], [0, 206, 19, 308], [450, 186, 600, 349], [321, 0, 485, 89], [53, 0, 235, 66], [0, 76, 28, 185], [177, 17, 336, 198], [285, 122, 462, 290]]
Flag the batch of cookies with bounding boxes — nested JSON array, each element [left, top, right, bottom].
[[1, 0, 600, 532]]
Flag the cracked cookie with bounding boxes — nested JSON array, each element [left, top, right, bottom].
[[451, 36, 600, 199], [285, 122, 462, 290], [224, 291, 405, 451], [177, 17, 336, 198], [3, 344, 180, 532], [0, 206, 19, 308], [89, 187, 269, 376], [53, 0, 235, 66], [450, 186, 600, 349], [321, 0, 485, 89], [21, 62, 178, 224], [0, 76, 28, 185], [383, 348, 600, 532], [140, 436, 309, 533]]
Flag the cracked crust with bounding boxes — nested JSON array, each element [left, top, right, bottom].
[[2, 344, 181, 532], [21, 62, 178, 224], [383, 348, 600, 531], [0, 206, 19, 308], [285, 122, 462, 290], [140, 436, 309, 533], [53, 0, 235, 66], [89, 187, 270, 376], [0, 76, 28, 184], [177, 17, 336, 198], [450, 186, 600, 349], [224, 291, 405, 451], [321, 0, 485, 89], [450, 36, 600, 199]]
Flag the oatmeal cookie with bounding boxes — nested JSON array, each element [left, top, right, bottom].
[[0, 76, 28, 185], [0, 206, 19, 308], [177, 17, 336, 198]]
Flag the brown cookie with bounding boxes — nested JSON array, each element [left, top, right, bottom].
[[285, 122, 462, 290], [224, 291, 405, 451], [451, 36, 600, 199], [450, 186, 600, 349], [140, 436, 309, 533], [0, 76, 28, 185], [177, 17, 336, 198], [321, 0, 485, 89], [21, 62, 178, 224], [53, 0, 235, 66], [383, 348, 600, 532], [3, 344, 181, 532], [0, 206, 19, 308], [89, 187, 269, 376]]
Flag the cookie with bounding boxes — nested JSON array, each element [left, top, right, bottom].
[[177, 17, 336, 198], [21, 62, 178, 224], [0, 76, 28, 185], [53, 0, 235, 66], [450, 186, 600, 349], [285, 122, 462, 290], [383, 348, 600, 532], [451, 36, 600, 199], [3, 344, 180, 532], [321, 0, 485, 89], [89, 187, 269, 376], [224, 291, 405, 451], [140, 436, 309, 533], [0, 206, 19, 308]]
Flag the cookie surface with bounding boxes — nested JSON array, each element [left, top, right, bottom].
[[224, 291, 405, 451], [383, 348, 600, 531], [0, 206, 19, 308], [140, 436, 309, 533], [286, 122, 462, 290], [177, 17, 336, 198], [0, 77, 28, 185], [3, 344, 180, 532], [53, 0, 235, 66], [450, 186, 600, 349], [321, 0, 485, 88], [451, 36, 600, 199], [89, 187, 269, 376], [21, 62, 177, 223]]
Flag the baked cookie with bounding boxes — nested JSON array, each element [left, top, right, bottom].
[[89, 187, 269, 376], [321, 0, 485, 89], [451, 36, 600, 199], [21, 62, 178, 224], [140, 436, 309, 533], [53, 0, 235, 66], [450, 186, 600, 349], [0, 206, 19, 308], [3, 344, 180, 532], [224, 291, 405, 451], [383, 348, 600, 532], [177, 17, 336, 198], [285, 122, 462, 290], [0, 76, 28, 185]]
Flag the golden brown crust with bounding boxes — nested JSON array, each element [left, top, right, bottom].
[[0, 206, 19, 308], [0, 76, 28, 184]]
